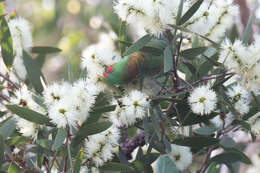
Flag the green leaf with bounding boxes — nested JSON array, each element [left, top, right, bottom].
[[243, 14, 253, 44], [176, 0, 184, 25], [0, 134, 4, 167], [119, 21, 127, 56], [67, 59, 74, 83], [52, 128, 66, 150], [229, 24, 239, 43], [0, 111, 6, 118], [206, 162, 220, 173], [210, 148, 251, 165], [23, 51, 44, 93], [149, 108, 162, 141], [7, 163, 21, 173], [232, 120, 251, 131], [219, 136, 236, 149], [0, 15, 14, 69], [178, 0, 204, 25], [155, 155, 179, 173], [73, 150, 83, 173], [173, 136, 219, 148], [31, 46, 61, 54], [0, 118, 16, 139], [72, 121, 112, 147], [5, 136, 29, 146], [6, 104, 53, 126], [123, 34, 152, 56], [180, 47, 207, 60], [164, 45, 173, 73], [119, 39, 167, 56], [91, 105, 116, 114], [100, 162, 135, 172], [87, 105, 116, 124], [194, 125, 219, 135]]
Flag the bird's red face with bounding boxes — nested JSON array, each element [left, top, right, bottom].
[[104, 64, 114, 79]]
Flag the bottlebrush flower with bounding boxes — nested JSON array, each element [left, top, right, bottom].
[[109, 90, 150, 127], [188, 85, 217, 115], [85, 126, 120, 167], [169, 144, 192, 171], [8, 18, 33, 80], [248, 112, 260, 135], [220, 38, 260, 92], [10, 85, 45, 139]]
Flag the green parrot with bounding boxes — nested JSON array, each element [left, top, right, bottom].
[[103, 52, 164, 85]]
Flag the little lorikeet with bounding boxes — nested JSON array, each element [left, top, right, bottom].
[[104, 52, 163, 85]]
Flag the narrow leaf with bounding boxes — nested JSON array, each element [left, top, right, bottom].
[[176, 0, 184, 24], [210, 148, 251, 165], [100, 162, 135, 172], [6, 104, 53, 126], [23, 51, 44, 93], [173, 136, 219, 148], [31, 46, 62, 54], [178, 0, 204, 25], [52, 128, 66, 150], [123, 34, 152, 56], [72, 121, 112, 147], [0, 118, 16, 139], [0, 134, 4, 166], [119, 21, 127, 56], [0, 15, 14, 69], [155, 155, 179, 173], [180, 47, 207, 59], [243, 14, 253, 44], [164, 45, 173, 73]]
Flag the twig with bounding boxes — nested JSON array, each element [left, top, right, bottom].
[[0, 73, 19, 89]]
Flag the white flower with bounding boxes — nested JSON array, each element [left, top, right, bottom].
[[247, 153, 260, 173], [85, 126, 120, 167], [48, 100, 77, 128], [185, 0, 238, 43], [211, 112, 234, 128], [169, 144, 192, 171], [81, 34, 121, 92], [227, 84, 250, 115], [188, 85, 217, 115], [10, 85, 45, 139], [123, 90, 150, 118], [15, 118, 38, 139], [69, 80, 98, 123], [248, 112, 260, 135], [43, 82, 72, 106], [113, 0, 179, 36], [8, 18, 33, 80], [109, 90, 150, 127], [219, 39, 260, 92]]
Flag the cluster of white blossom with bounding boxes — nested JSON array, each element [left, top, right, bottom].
[[109, 90, 150, 127], [247, 152, 260, 173], [188, 85, 217, 115], [219, 38, 260, 92], [185, 0, 238, 42], [114, 0, 179, 36], [8, 17, 32, 80], [114, 0, 238, 41], [10, 85, 45, 139], [211, 84, 250, 128], [248, 112, 260, 135], [81, 33, 121, 92], [84, 126, 120, 167], [169, 144, 192, 171], [43, 80, 98, 128]]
